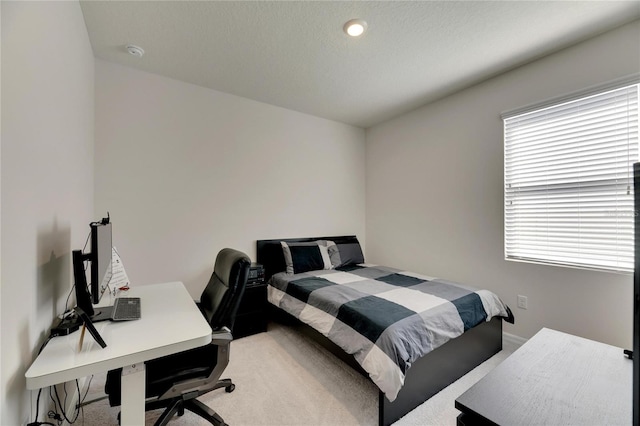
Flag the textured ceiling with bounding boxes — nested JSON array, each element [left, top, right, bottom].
[[80, 1, 640, 128]]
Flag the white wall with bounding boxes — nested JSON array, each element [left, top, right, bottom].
[[366, 20, 640, 348], [1, 2, 94, 424], [95, 61, 366, 297]]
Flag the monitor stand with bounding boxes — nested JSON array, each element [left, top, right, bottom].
[[50, 305, 115, 338], [75, 307, 107, 348], [90, 305, 114, 323]]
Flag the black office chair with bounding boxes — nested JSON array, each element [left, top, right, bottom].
[[105, 248, 251, 426]]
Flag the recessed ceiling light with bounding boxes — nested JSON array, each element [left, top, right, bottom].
[[344, 19, 367, 37], [126, 44, 145, 57]]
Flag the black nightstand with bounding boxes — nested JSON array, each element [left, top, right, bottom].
[[233, 263, 267, 338]]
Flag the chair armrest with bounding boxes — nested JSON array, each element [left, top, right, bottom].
[[211, 327, 233, 345]]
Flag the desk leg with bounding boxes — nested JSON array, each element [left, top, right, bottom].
[[120, 363, 146, 425]]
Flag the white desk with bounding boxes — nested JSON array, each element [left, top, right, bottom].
[[25, 282, 212, 425]]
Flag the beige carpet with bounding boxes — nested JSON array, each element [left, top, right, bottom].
[[80, 323, 517, 425]]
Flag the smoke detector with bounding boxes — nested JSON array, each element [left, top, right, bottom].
[[126, 44, 145, 57]]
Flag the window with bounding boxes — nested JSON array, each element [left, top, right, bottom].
[[504, 82, 639, 273]]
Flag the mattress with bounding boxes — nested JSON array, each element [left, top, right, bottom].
[[267, 263, 513, 401]]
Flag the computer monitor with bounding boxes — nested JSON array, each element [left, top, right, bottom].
[[73, 249, 94, 316], [72, 217, 113, 318], [91, 221, 113, 304]]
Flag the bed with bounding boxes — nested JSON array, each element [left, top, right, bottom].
[[257, 236, 514, 425]]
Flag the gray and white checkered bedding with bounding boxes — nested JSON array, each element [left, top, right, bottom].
[[267, 263, 513, 402]]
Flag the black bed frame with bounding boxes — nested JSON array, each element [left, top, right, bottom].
[[257, 237, 503, 426]]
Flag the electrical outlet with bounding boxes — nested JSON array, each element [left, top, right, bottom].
[[517, 295, 528, 310]]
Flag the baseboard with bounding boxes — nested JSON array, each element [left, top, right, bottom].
[[503, 331, 527, 348]]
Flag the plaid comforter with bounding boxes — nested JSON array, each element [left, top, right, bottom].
[[267, 264, 513, 401]]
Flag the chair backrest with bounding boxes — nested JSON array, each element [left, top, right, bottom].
[[199, 248, 251, 331]]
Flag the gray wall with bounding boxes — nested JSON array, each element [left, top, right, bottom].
[[365, 20, 640, 348], [94, 60, 366, 297], [1, 2, 95, 424]]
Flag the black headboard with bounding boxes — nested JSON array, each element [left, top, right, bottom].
[[256, 235, 359, 281]]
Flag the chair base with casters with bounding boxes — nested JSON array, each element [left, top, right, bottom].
[[108, 328, 236, 426], [148, 329, 235, 426], [145, 379, 235, 426], [105, 248, 251, 426], [146, 377, 235, 426]]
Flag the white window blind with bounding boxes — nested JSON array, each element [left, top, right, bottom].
[[504, 83, 639, 273]]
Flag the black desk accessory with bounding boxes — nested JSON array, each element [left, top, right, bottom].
[[75, 307, 107, 348]]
